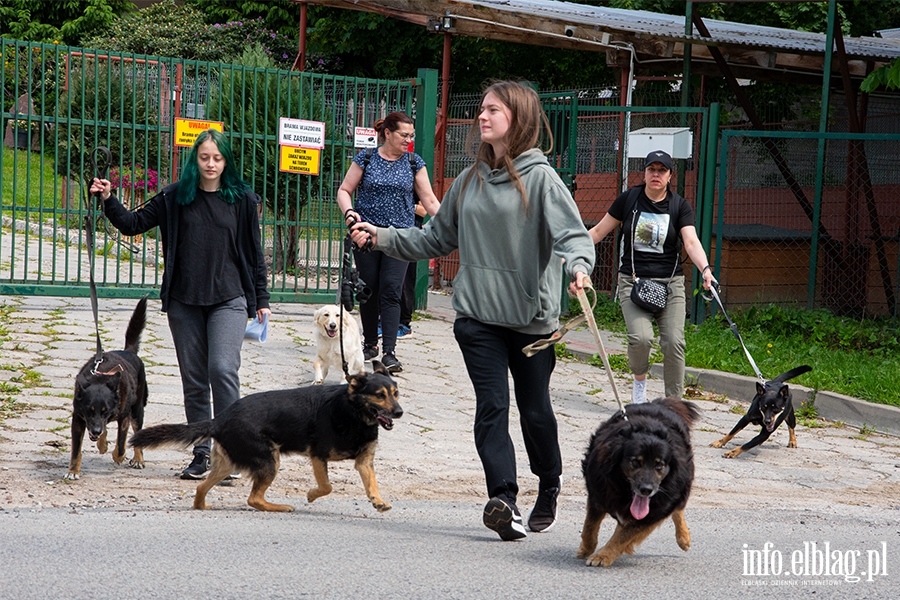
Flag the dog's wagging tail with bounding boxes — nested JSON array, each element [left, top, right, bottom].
[[130, 362, 402, 512]]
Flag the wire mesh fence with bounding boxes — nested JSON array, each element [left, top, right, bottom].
[[717, 130, 900, 320]]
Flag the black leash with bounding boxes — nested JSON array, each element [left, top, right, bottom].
[[83, 146, 112, 374], [338, 233, 354, 380], [337, 214, 371, 379], [703, 283, 766, 384]]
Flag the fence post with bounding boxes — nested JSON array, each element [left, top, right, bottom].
[[693, 101, 720, 324], [414, 68, 439, 310]]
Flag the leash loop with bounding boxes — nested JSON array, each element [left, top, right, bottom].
[[523, 281, 626, 419]]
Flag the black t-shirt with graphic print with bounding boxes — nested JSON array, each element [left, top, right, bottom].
[[608, 185, 694, 279]]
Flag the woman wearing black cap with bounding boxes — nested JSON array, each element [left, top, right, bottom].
[[589, 150, 715, 403]]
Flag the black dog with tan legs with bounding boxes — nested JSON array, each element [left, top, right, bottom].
[[711, 365, 812, 458], [578, 398, 698, 567], [67, 296, 149, 480], [130, 361, 402, 512]]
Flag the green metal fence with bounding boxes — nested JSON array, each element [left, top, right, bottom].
[[716, 129, 900, 320], [1, 38, 436, 304]]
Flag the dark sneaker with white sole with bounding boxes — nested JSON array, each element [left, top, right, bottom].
[[363, 344, 379, 361], [381, 353, 402, 373], [527, 486, 560, 533], [483, 496, 527, 541], [180, 453, 209, 480]]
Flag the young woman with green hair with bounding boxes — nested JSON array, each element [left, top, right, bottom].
[[91, 128, 271, 480]]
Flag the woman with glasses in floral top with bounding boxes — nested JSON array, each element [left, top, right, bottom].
[[337, 111, 440, 373]]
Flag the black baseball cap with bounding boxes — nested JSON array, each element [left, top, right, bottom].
[[644, 150, 673, 171]]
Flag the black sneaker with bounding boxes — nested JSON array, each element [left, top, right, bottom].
[[483, 496, 527, 541], [528, 486, 560, 533], [180, 453, 209, 480], [363, 344, 379, 361], [381, 352, 402, 373]]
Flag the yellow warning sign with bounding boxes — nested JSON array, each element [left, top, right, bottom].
[[279, 146, 321, 175], [174, 118, 225, 147]]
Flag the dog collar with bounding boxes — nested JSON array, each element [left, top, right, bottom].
[[91, 362, 124, 376]]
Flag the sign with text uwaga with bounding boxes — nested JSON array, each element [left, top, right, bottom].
[[174, 118, 224, 147], [278, 118, 325, 175]]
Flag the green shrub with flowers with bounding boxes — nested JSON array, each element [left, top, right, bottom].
[[109, 165, 159, 193]]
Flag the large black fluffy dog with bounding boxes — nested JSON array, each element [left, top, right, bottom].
[[129, 361, 402, 512], [577, 398, 699, 567], [66, 296, 149, 480], [711, 365, 812, 458]]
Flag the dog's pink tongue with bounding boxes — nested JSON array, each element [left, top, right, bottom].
[[630, 494, 650, 520]]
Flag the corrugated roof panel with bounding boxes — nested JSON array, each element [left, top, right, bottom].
[[455, 0, 900, 60]]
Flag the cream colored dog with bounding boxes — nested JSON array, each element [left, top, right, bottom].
[[313, 305, 366, 384]]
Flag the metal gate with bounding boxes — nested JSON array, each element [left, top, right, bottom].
[[1, 37, 437, 304]]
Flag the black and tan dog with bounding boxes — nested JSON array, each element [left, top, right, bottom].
[[129, 361, 402, 512], [578, 398, 699, 567], [66, 296, 149, 480], [711, 365, 812, 458]]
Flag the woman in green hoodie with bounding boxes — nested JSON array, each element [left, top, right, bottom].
[[350, 81, 595, 541]]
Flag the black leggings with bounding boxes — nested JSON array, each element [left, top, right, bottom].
[[353, 248, 408, 355], [453, 317, 561, 502]]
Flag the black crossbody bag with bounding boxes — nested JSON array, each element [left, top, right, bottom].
[[627, 190, 681, 314]]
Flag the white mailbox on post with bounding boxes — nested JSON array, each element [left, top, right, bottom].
[[627, 127, 693, 159]]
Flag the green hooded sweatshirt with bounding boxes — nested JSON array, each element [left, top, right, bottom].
[[378, 148, 594, 334]]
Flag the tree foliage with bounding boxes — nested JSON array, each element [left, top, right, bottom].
[[55, 60, 167, 185], [82, 0, 297, 67], [0, 0, 134, 45]]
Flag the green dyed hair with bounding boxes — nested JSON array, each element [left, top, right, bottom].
[[176, 129, 251, 205]]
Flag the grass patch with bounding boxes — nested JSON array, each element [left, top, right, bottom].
[[684, 304, 900, 407], [0, 395, 29, 425], [1, 145, 67, 218]]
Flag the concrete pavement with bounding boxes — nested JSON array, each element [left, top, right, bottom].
[[1, 289, 899, 516]]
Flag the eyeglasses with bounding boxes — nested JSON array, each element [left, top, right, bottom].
[[394, 131, 415, 141]]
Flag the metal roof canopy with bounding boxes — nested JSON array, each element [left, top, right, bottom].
[[298, 0, 900, 85]]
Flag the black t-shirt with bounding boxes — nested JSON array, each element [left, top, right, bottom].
[[609, 186, 694, 278], [170, 188, 244, 306]]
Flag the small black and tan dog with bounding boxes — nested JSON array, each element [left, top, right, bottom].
[[578, 398, 699, 567], [66, 296, 149, 480], [129, 361, 402, 512], [711, 365, 812, 458]]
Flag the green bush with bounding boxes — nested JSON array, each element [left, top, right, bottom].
[[83, 0, 297, 68], [54, 61, 168, 185]]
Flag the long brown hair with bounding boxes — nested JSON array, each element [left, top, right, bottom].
[[374, 111, 414, 143], [461, 81, 554, 211]]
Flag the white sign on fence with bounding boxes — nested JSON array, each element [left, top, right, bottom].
[[279, 118, 325, 149], [354, 127, 377, 148]]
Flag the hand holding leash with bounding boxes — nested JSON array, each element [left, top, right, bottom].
[[90, 147, 113, 207], [345, 213, 374, 251]]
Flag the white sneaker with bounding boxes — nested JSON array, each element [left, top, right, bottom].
[[632, 378, 647, 404]]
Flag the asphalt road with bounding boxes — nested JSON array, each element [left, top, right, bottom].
[[1, 501, 896, 599]]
